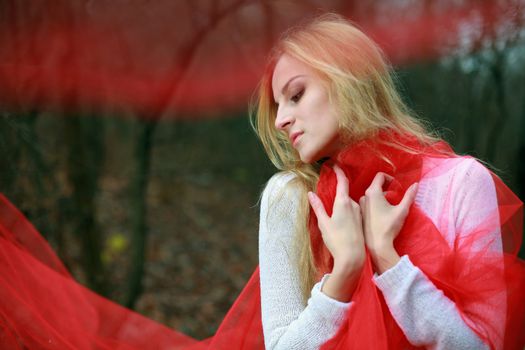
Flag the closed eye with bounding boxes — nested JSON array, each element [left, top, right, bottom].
[[290, 89, 303, 103]]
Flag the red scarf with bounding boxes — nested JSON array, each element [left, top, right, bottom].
[[310, 133, 525, 349], [0, 133, 523, 349]]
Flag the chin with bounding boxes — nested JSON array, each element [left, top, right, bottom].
[[299, 151, 318, 164], [298, 154, 312, 164], [300, 150, 334, 165]]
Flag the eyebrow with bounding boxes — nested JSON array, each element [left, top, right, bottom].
[[274, 75, 306, 104]]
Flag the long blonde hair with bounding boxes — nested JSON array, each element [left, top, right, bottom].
[[250, 13, 440, 302]]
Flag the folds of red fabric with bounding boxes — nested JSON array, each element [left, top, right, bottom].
[[0, 193, 264, 349]]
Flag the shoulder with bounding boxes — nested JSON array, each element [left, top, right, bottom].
[[418, 156, 499, 242], [263, 171, 299, 193], [446, 157, 498, 211], [422, 156, 494, 189], [417, 156, 495, 208], [420, 156, 494, 189], [261, 171, 301, 208], [453, 157, 494, 187], [259, 171, 302, 234]]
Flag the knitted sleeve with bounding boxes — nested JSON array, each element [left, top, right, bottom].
[[373, 158, 501, 350], [259, 172, 352, 350]]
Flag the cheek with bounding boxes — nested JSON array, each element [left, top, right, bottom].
[[320, 113, 340, 140], [329, 119, 340, 139]]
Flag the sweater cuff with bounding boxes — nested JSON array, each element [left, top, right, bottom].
[[310, 274, 352, 324], [372, 255, 418, 291]]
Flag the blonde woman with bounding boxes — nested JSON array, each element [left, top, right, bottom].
[[253, 14, 522, 350]]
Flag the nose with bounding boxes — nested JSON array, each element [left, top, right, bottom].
[[274, 108, 294, 130]]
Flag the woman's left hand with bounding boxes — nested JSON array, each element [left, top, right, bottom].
[[359, 172, 418, 273]]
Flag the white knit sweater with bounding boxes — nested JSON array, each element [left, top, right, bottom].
[[259, 156, 503, 350]]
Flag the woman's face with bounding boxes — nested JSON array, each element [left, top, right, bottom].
[[272, 54, 342, 163]]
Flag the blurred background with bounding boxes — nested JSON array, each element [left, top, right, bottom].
[[0, 0, 524, 340]]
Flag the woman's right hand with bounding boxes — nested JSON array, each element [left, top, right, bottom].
[[308, 165, 365, 301]]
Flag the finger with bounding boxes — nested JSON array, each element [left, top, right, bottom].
[[308, 191, 329, 223], [367, 172, 386, 194], [383, 173, 394, 183], [398, 182, 418, 215], [333, 165, 349, 199]]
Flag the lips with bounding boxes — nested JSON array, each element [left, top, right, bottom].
[[290, 131, 303, 147]]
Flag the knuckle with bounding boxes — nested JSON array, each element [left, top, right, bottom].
[[337, 175, 348, 186], [335, 194, 346, 203], [340, 196, 350, 204], [340, 197, 352, 208]]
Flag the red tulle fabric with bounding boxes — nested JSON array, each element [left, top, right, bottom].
[[310, 133, 525, 350], [0, 193, 264, 349], [0, 132, 524, 349]]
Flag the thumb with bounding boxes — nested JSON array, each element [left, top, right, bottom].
[[308, 191, 329, 223], [398, 182, 418, 216]]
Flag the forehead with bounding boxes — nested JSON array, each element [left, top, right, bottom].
[[271, 54, 313, 100]]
